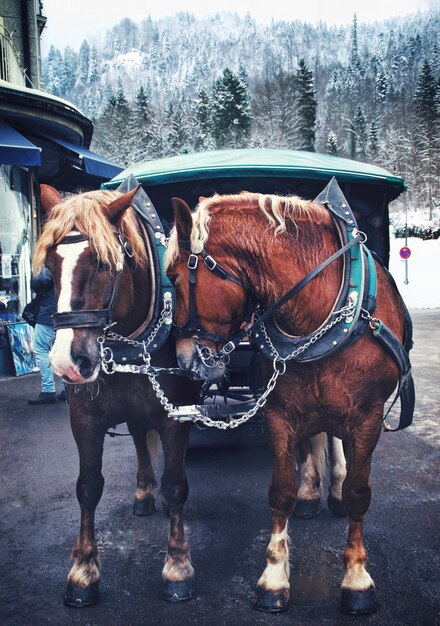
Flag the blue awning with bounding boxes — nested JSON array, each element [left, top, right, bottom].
[[44, 134, 123, 180], [0, 120, 41, 166]]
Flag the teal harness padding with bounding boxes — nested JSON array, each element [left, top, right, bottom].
[[103, 175, 175, 364], [252, 177, 415, 430], [253, 178, 375, 361]]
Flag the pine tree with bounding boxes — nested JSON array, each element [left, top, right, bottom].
[[326, 131, 339, 156], [413, 61, 440, 218], [350, 14, 363, 75], [368, 120, 379, 158], [88, 47, 100, 85], [350, 105, 368, 160], [166, 102, 191, 154], [295, 59, 317, 151], [76, 40, 90, 87], [211, 68, 252, 148], [376, 68, 388, 102], [62, 47, 77, 94], [414, 60, 438, 126], [44, 46, 64, 96], [129, 86, 154, 162], [193, 88, 215, 149]]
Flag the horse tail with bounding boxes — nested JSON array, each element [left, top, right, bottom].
[[311, 432, 328, 494], [146, 429, 161, 471]]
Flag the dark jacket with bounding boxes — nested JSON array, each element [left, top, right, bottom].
[[31, 266, 56, 326]]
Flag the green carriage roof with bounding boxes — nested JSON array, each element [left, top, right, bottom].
[[103, 148, 405, 194]]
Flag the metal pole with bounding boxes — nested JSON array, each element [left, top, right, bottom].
[[404, 194, 409, 284]]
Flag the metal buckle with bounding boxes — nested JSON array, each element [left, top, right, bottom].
[[222, 340, 235, 354], [204, 255, 217, 271], [187, 254, 199, 269]]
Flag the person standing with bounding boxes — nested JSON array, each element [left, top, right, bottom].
[[27, 265, 66, 404]]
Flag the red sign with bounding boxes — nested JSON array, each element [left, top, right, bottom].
[[399, 246, 411, 259]]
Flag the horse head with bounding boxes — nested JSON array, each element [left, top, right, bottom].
[[167, 197, 248, 381], [36, 184, 148, 384]]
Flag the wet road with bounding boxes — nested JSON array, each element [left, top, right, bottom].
[[0, 310, 439, 626]]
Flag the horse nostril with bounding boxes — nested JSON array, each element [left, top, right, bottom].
[[75, 356, 94, 378]]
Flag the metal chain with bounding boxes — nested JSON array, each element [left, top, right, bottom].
[[95, 301, 356, 430], [97, 297, 172, 375], [146, 356, 285, 430], [257, 302, 356, 361]]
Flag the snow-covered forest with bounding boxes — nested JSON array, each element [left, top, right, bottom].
[[43, 10, 440, 218]]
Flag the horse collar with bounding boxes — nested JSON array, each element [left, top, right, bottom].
[[252, 178, 377, 363], [99, 176, 175, 365]]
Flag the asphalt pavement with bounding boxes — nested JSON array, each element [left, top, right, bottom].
[[0, 310, 439, 626]]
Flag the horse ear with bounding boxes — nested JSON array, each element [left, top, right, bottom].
[[172, 197, 192, 240], [40, 184, 63, 214], [106, 184, 141, 223]]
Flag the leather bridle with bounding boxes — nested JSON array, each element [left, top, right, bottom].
[[171, 239, 248, 348], [51, 232, 132, 331]]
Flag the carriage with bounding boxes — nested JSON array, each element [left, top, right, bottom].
[[102, 148, 406, 409]]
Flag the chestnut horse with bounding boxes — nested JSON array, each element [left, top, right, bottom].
[[34, 185, 198, 607], [166, 190, 412, 615]]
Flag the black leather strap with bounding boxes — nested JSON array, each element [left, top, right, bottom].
[[373, 321, 415, 431]]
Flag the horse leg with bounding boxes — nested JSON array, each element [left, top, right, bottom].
[[339, 425, 381, 615], [127, 421, 158, 517], [327, 436, 348, 517], [64, 424, 105, 608], [254, 412, 297, 613], [160, 423, 194, 602], [294, 433, 326, 519]]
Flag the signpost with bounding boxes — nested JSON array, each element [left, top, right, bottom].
[[399, 246, 411, 259], [400, 245, 411, 284]]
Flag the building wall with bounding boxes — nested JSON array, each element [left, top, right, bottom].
[[0, 0, 45, 88]]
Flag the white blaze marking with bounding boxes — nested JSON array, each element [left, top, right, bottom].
[[56, 239, 88, 313], [257, 525, 290, 591], [50, 240, 88, 380]]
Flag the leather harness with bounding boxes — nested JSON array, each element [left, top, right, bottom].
[[50, 175, 414, 431], [172, 177, 415, 430], [52, 175, 175, 364]]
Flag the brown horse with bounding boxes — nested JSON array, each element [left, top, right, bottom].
[[166, 189, 411, 615], [34, 185, 198, 607]]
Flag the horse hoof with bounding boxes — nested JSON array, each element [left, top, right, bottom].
[[133, 496, 155, 517], [340, 587, 378, 615], [253, 587, 290, 613], [294, 498, 320, 519], [63, 581, 100, 608], [327, 493, 347, 518], [163, 579, 195, 603]]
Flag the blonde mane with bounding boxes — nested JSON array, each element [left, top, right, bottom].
[[165, 191, 326, 269], [33, 190, 148, 274]]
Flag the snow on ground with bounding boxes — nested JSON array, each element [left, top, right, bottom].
[[389, 237, 440, 309]]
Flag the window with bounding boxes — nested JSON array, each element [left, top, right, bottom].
[[0, 165, 34, 320]]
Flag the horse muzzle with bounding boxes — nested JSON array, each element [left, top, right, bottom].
[[50, 329, 101, 384], [176, 338, 227, 381]]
